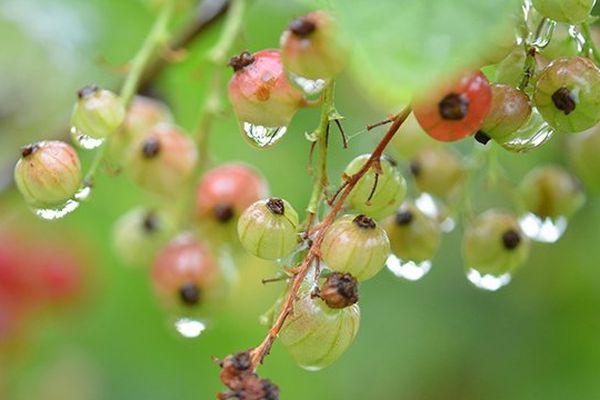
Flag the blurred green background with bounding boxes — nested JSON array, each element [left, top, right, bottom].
[[1, 0, 600, 399]]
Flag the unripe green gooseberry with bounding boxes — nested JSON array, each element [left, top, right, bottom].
[[320, 214, 390, 281], [112, 208, 175, 267], [532, 0, 596, 24], [343, 154, 407, 220], [389, 113, 440, 159], [567, 124, 600, 192], [14, 141, 82, 209], [71, 85, 125, 139], [463, 209, 530, 276], [279, 289, 360, 371], [383, 202, 441, 263], [477, 84, 532, 144], [534, 57, 600, 133], [519, 165, 585, 219], [237, 198, 299, 260], [409, 147, 466, 199]]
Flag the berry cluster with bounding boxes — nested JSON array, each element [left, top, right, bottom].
[[10, 0, 600, 398]]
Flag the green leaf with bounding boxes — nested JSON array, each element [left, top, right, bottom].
[[331, 0, 521, 107]]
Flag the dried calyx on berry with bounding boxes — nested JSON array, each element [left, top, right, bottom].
[[71, 84, 125, 140], [317, 272, 359, 309], [218, 351, 279, 400]]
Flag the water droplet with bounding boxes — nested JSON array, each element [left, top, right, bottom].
[[386, 254, 432, 281], [521, 0, 556, 47], [568, 25, 586, 52], [519, 212, 567, 243], [466, 268, 511, 291], [502, 108, 554, 153], [33, 199, 80, 220], [241, 122, 287, 148], [287, 72, 327, 96], [173, 317, 206, 338], [73, 185, 92, 202], [70, 127, 104, 150], [415, 193, 455, 232], [300, 365, 323, 372]]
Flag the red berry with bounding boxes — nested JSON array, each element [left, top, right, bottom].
[[413, 71, 492, 142], [195, 163, 269, 223]]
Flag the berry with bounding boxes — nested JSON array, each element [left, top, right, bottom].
[[279, 289, 360, 370], [280, 11, 349, 81], [112, 208, 175, 266], [533, 57, 600, 133], [14, 141, 82, 209], [519, 165, 585, 219], [541, 23, 579, 60], [383, 202, 441, 263], [567, 124, 600, 191], [463, 210, 530, 276], [70, 85, 125, 139], [319, 215, 390, 281], [237, 198, 299, 260], [478, 84, 532, 144], [152, 233, 220, 310], [343, 154, 407, 220], [413, 71, 492, 142], [228, 49, 305, 128], [532, 0, 596, 24], [409, 147, 466, 199], [128, 124, 198, 195], [196, 163, 269, 224], [389, 113, 440, 159]]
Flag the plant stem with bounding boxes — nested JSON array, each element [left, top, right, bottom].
[[581, 22, 600, 66], [248, 105, 412, 369]]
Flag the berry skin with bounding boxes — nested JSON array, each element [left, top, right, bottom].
[[343, 154, 407, 220], [567, 124, 600, 191], [320, 215, 390, 281], [541, 23, 580, 60], [196, 163, 269, 224], [152, 233, 220, 310], [409, 147, 466, 199], [532, 0, 596, 24], [128, 124, 198, 195], [280, 11, 349, 81], [279, 289, 360, 371], [112, 208, 175, 266], [477, 84, 532, 144], [14, 141, 82, 209], [533, 57, 600, 133], [70, 85, 125, 139], [389, 113, 440, 159], [519, 165, 585, 219], [237, 198, 299, 260], [228, 49, 305, 127], [383, 202, 442, 263], [463, 210, 530, 276], [413, 71, 492, 142]]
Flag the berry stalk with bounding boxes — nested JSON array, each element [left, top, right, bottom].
[[248, 105, 412, 369], [580, 22, 600, 67]]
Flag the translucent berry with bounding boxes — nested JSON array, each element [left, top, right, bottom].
[[409, 147, 466, 199], [112, 208, 175, 266], [280, 10, 349, 81], [128, 124, 198, 195], [477, 84, 532, 144], [567, 124, 600, 191], [152, 233, 220, 310], [389, 113, 440, 159], [320, 215, 390, 281], [14, 141, 82, 209], [383, 202, 441, 263], [413, 71, 492, 142], [343, 154, 407, 220], [228, 49, 305, 128], [532, 0, 596, 24], [237, 198, 299, 260], [279, 289, 360, 371], [196, 163, 269, 224], [534, 57, 600, 133], [70, 85, 125, 139], [463, 210, 530, 279], [541, 23, 579, 60], [520, 165, 585, 220]]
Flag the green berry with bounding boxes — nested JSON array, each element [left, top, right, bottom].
[[567, 124, 600, 191], [279, 289, 360, 371], [14, 141, 82, 209], [343, 154, 407, 220], [320, 215, 390, 281], [389, 113, 440, 159], [463, 209, 530, 276], [541, 23, 580, 60], [71, 85, 125, 139], [534, 57, 600, 133], [532, 0, 595, 24], [383, 202, 441, 263], [478, 84, 532, 144], [237, 198, 299, 260], [409, 147, 466, 199], [519, 165, 585, 219]]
